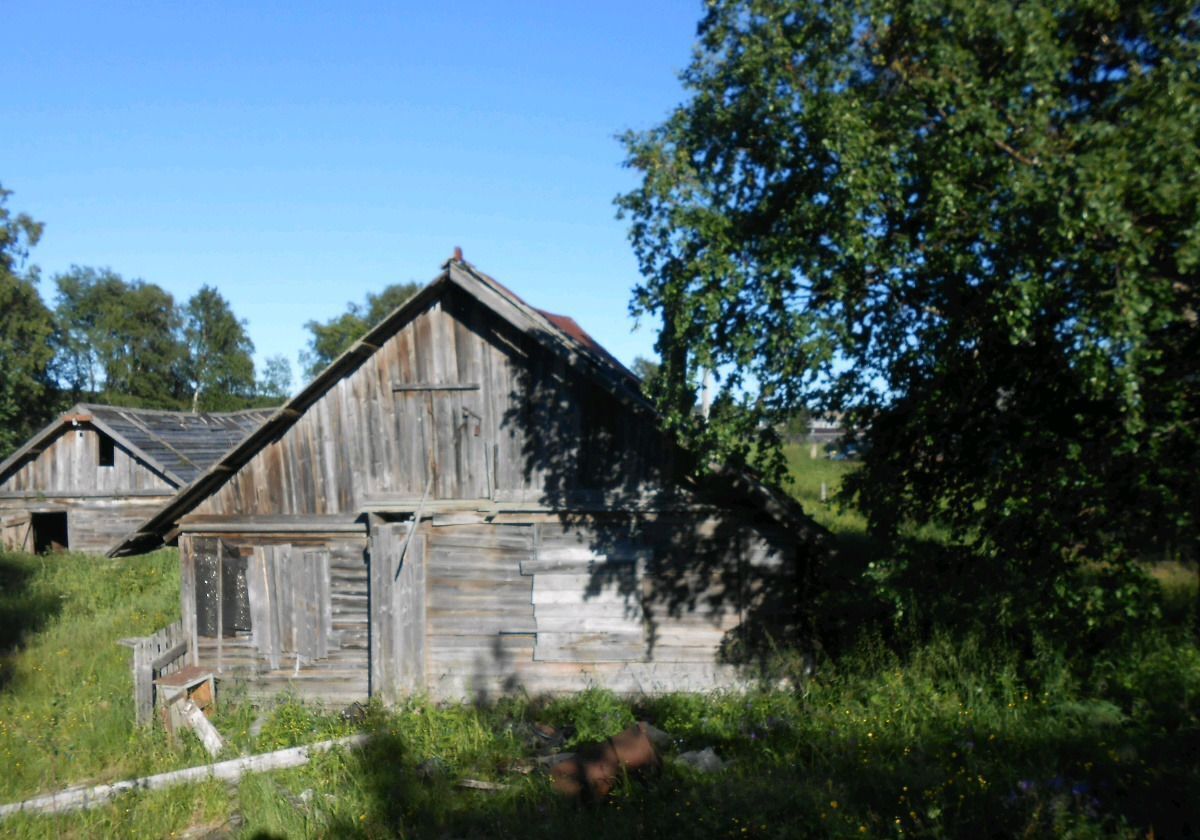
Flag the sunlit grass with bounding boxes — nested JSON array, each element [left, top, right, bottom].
[[1148, 560, 1198, 626], [782, 442, 867, 537]]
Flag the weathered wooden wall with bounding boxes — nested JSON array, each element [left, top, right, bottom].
[[178, 510, 794, 704], [0, 513, 32, 552], [0, 499, 173, 554], [192, 287, 677, 518], [181, 533, 369, 705], [0, 426, 174, 495], [368, 516, 794, 701]]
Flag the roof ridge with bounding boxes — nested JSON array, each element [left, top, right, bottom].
[[79, 402, 275, 420]]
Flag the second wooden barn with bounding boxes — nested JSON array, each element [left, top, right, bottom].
[[0, 405, 272, 554], [112, 258, 825, 704]]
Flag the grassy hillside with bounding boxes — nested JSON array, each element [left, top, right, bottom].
[[0, 492, 1197, 836]]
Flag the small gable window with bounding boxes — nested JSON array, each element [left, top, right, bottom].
[[98, 434, 115, 467]]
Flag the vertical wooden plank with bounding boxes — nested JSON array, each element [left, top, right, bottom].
[[367, 515, 396, 701], [216, 540, 224, 674], [394, 531, 427, 694], [294, 549, 325, 661], [431, 306, 456, 499], [395, 326, 424, 497], [268, 545, 286, 670], [133, 642, 151, 725], [378, 339, 402, 496], [247, 546, 280, 671], [319, 550, 333, 657], [180, 536, 199, 667]]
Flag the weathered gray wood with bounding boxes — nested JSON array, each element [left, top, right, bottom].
[[368, 519, 401, 700], [109, 269, 810, 704], [391, 383, 480, 392], [534, 632, 647, 663], [0, 489, 174, 499], [181, 539, 199, 667], [431, 511, 488, 527], [429, 614, 537, 635], [177, 699, 224, 757], [393, 533, 426, 693], [534, 616, 647, 633], [150, 641, 188, 671], [532, 601, 644, 620], [122, 620, 187, 725], [529, 571, 637, 591], [532, 586, 641, 606], [247, 546, 281, 670], [132, 643, 151, 724], [215, 540, 224, 673], [425, 660, 750, 700], [184, 284, 686, 521]]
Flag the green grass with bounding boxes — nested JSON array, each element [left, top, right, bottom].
[[782, 443, 867, 537]]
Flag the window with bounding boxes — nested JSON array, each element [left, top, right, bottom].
[[98, 434, 115, 467]]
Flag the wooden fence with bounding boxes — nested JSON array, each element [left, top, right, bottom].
[[118, 620, 188, 725]]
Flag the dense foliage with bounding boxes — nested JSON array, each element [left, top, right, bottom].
[[181, 284, 258, 412], [619, 0, 1200, 637], [0, 187, 55, 457]]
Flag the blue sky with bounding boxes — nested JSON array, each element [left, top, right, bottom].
[[1, 1, 703, 386]]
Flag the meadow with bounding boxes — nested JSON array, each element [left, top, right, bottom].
[[0, 448, 1196, 838]]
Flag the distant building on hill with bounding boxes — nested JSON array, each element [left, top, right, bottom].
[[806, 414, 845, 445]]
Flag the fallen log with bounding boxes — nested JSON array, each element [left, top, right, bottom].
[[455, 779, 508, 792], [0, 734, 370, 820]]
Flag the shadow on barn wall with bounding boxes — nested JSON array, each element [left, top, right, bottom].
[[500, 350, 821, 671]]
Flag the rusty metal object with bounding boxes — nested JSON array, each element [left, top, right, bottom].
[[550, 722, 661, 800]]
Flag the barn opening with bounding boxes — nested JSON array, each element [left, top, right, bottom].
[[98, 433, 115, 467], [31, 512, 69, 553]]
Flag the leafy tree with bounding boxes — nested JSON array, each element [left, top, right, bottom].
[[256, 354, 293, 401], [619, 0, 1200, 637], [0, 185, 56, 459], [53, 267, 186, 408], [630, 355, 662, 398], [182, 285, 256, 411], [301, 282, 420, 379]]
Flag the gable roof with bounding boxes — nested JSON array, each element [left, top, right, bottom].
[[109, 259, 822, 556], [0, 404, 276, 488]]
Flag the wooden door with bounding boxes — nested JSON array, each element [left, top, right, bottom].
[[368, 521, 427, 700], [392, 384, 489, 500]]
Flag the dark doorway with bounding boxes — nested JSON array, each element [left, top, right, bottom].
[[31, 512, 69, 553]]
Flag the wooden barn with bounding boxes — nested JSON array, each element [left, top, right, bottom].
[[0, 405, 272, 554], [111, 258, 824, 704]]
